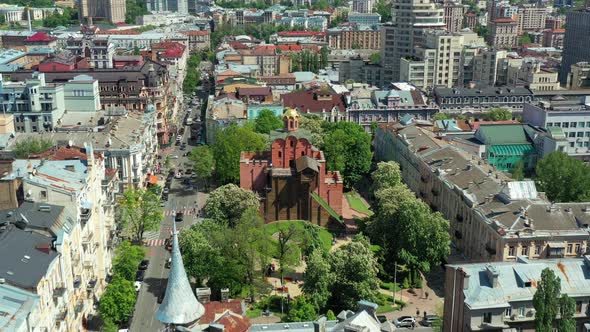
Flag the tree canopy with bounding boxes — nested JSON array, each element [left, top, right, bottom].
[[371, 161, 402, 192], [13, 137, 53, 158], [298, 114, 324, 146], [304, 235, 379, 312], [203, 184, 260, 226], [212, 124, 265, 183], [484, 108, 513, 121], [42, 7, 77, 27], [125, 0, 149, 24], [535, 151, 590, 202], [321, 122, 372, 187], [375, 0, 392, 22], [369, 52, 381, 65], [111, 241, 145, 281], [254, 110, 283, 134], [285, 296, 318, 322], [189, 145, 215, 187], [118, 188, 163, 243], [533, 268, 564, 332], [99, 277, 136, 324]]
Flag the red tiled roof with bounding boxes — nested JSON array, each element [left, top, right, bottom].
[[229, 42, 249, 49], [277, 45, 302, 51], [551, 29, 565, 33], [25, 32, 56, 42], [181, 30, 210, 36], [96, 29, 140, 35], [282, 89, 346, 113], [152, 41, 186, 58], [29, 145, 103, 161], [215, 312, 250, 332], [236, 86, 272, 96], [493, 18, 516, 23], [201, 300, 245, 324]]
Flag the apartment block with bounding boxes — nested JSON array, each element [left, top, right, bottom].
[[433, 86, 533, 113], [327, 25, 382, 50], [506, 60, 560, 91], [180, 30, 211, 51], [374, 124, 590, 263], [78, 0, 125, 24], [348, 12, 381, 26], [542, 28, 564, 49], [352, 0, 374, 13], [516, 4, 547, 34], [443, 0, 464, 33], [566, 61, 590, 89], [488, 18, 519, 49], [471, 49, 508, 87], [444, 257, 590, 332]]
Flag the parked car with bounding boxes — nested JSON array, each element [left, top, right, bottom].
[[377, 315, 387, 323], [175, 212, 184, 222], [176, 135, 182, 141], [134, 281, 142, 292], [421, 315, 440, 327], [135, 270, 145, 282], [165, 257, 171, 268], [164, 238, 172, 251], [393, 316, 415, 328], [138, 259, 149, 270], [163, 188, 169, 194]]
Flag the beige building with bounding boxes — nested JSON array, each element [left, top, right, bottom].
[[78, 0, 126, 24], [488, 18, 519, 49], [0, 113, 14, 135], [327, 26, 382, 50], [566, 61, 590, 89], [516, 4, 547, 34], [507, 60, 560, 91], [443, 0, 465, 33], [180, 30, 211, 51], [375, 124, 590, 263], [472, 48, 508, 86]]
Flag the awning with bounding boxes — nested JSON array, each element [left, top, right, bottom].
[[80, 201, 93, 209], [148, 175, 158, 185], [547, 242, 565, 248]]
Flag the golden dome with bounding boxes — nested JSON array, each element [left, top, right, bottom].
[[283, 108, 299, 119]]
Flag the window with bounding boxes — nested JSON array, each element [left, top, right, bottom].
[[522, 246, 528, 256], [563, 122, 569, 128], [576, 301, 582, 313], [578, 132, 585, 137], [586, 132, 590, 137], [567, 244, 573, 253], [585, 142, 589, 147], [40, 191, 47, 199], [505, 307, 512, 317], [569, 132, 576, 138], [546, 122, 553, 126], [576, 243, 581, 253], [554, 122, 561, 127], [535, 245, 541, 255], [518, 306, 525, 317], [571, 122, 577, 128], [483, 312, 492, 323], [278, 151, 282, 158], [508, 246, 516, 256], [580, 122, 586, 127], [570, 142, 575, 147]]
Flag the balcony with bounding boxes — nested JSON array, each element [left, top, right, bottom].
[[55, 307, 67, 322], [73, 276, 81, 289], [87, 279, 97, 292], [80, 208, 92, 224], [83, 259, 93, 269], [82, 232, 93, 245]]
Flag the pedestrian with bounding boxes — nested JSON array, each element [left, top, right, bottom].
[[411, 321, 415, 329]]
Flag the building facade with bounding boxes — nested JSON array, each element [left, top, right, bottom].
[[516, 4, 547, 34], [560, 10, 590, 85], [352, 0, 374, 13], [327, 25, 382, 50], [433, 86, 534, 113], [444, 0, 464, 33], [78, 0, 126, 24], [566, 61, 590, 89], [488, 18, 519, 49]]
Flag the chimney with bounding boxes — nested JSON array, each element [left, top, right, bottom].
[[356, 300, 378, 319], [314, 316, 327, 332], [195, 287, 211, 303], [460, 267, 469, 290], [485, 264, 499, 288], [220, 288, 229, 302]]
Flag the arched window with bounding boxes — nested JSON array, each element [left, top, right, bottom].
[[278, 151, 282, 158]]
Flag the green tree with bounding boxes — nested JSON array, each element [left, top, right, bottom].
[[111, 241, 145, 281], [329, 236, 379, 310], [285, 296, 318, 322], [125, 0, 149, 24], [118, 188, 163, 243], [13, 137, 53, 158], [375, 0, 392, 22], [511, 160, 525, 180], [179, 224, 222, 285], [535, 151, 590, 202], [298, 114, 324, 146], [212, 124, 265, 183], [203, 184, 260, 226], [255, 109, 283, 134], [485, 108, 513, 121], [303, 249, 334, 311], [559, 294, 576, 332], [326, 309, 336, 320], [533, 268, 562, 332], [369, 52, 381, 64], [275, 224, 302, 284], [320, 47, 329, 68], [301, 223, 326, 256], [102, 317, 119, 332], [371, 161, 402, 192], [474, 24, 489, 38], [433, 113, 450, 120], [321, 122, 372, 187], [519, 32, 532, 45], [189, 145, 215, 188], [99, 277, 137, 324]]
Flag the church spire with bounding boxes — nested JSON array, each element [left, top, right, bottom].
[[156, 221, 204, 326]]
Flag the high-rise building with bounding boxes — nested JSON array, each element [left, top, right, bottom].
[[560, 10, 590, 84], [381, 0, 445, 83], [516, 4, 547, 34], [78, 0, 126, 24], [352, 0, 374, 13], [443, 0, 464, 33], [488, 18, 518, 49]]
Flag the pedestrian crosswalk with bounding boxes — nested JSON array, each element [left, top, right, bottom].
[[145, 239, 167, 247], [163, 209, 199, 216]]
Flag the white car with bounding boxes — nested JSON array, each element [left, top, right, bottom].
[[393, 316, 416, 328], [134, 281, 142, 292]]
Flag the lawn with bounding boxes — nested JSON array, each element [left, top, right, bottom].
[[380, 281, 401, 292], [345, 192, 373, 216], [264, 220, 333, 252], [374, 293, 404, 314]]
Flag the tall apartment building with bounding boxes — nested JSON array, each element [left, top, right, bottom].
[[560, 10, 590, 85], [464, 11, 478, 30], [327, 25, 382, 50], [545, 15, 565, 29], [472, 48, 508, 86], [348, 12, 381, 26], [443, 0, 464, 33], [381, 0, 445, 83], [400, 30, 465, 89], [78, 0, 126, 24], [488, 18, 519, 49], [352, 0, 374, 14], [167, 0, 188, 15], [516, 4, 547, 34]]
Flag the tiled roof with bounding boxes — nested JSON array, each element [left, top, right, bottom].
[[181, 30, 210, 36], [96, 29, 140, 35], [236, 86, 272, 96], [214, 312, 251, 332], [24, 32, 56, 42], [277, 45, 302, 51], [282, 89, 346, 113], [493, 18, 516, 23], [201, 300, 245, 323]]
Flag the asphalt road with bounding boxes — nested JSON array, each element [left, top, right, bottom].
[[129, 101, 207, 332]]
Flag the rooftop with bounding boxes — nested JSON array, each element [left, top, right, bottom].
[[0, 284, 39, 331]]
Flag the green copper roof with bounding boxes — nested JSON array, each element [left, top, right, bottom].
[[477, 125, 529, 145], [270, 128, 312, 141], [488, 144, 535, 156]]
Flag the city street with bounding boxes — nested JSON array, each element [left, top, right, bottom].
[[129, 100, 207, 332]]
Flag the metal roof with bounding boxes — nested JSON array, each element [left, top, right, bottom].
[[0, 284, 39, 332], [476, 124, 531, 145], [488, 144, 535, 156], [156, 222, 204, 325]]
